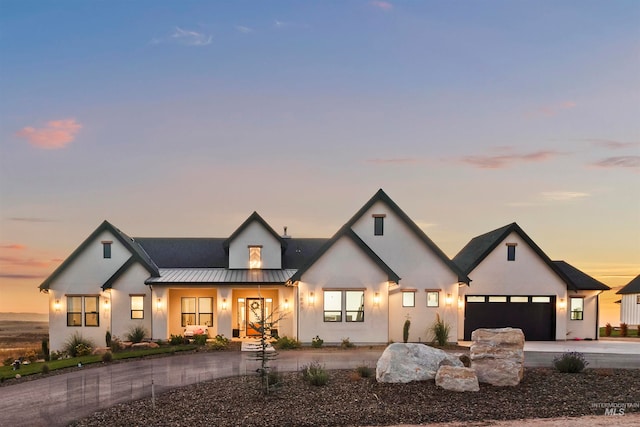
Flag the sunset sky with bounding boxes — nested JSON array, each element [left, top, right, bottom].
[[1, 1, 638, 325]]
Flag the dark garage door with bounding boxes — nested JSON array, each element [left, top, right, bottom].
[[464, 295, 556, 341]]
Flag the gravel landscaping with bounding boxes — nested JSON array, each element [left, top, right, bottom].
[[70, 367, 640, 426]]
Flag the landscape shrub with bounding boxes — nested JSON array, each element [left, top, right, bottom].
[[193, 333, 208, 346], [102, 352, 113, 363], [3, 357, 14, 367], [49, 350, 65, 361], [430, 313, 450, 346], [301, 361, 328, 386], [208, 334, 230, 351], [41, 364, 49, 374], [355, 365, 374, 378], [64, 332, 94, 357], [126, 325, 148, 343], [553, 351, 588, 373], [403, 319, 411, 343], [273, 336, 301, 350], [311, 335, 324, 348], [110, 338, 123, 353], [75, 343, 92, 357], [267, 369, 283, 388], [604, 323, 612, 337], [340, 337, 354, 349], [24, 349, 38, 363], [620, 323, 628, 337], [169, 334, 185, 345]]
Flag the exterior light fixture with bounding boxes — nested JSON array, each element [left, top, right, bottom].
[[54, 299, 61, 313], [373, 292, 380, 307], [283, 299, 289, 310], [445, 293, 453, 306], [222, 298, 228, 311], [156, 298, 162, 311], [308, 292, 315, 305], [558, 298, 566, 310]]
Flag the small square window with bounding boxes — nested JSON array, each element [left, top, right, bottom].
[[489, 296, 507, 303], [532, 296, 551, 303], [402, 291, 415, 307], [466, 296, 485, 303], [426, 291, 439, 307], [510, 296, 529, 303], [374, 216, 384, 236], [507, 244, 516, 261], [102, 241, 112, 259]]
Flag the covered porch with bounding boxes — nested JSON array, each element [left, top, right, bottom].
[[146, 268, 297, 341]]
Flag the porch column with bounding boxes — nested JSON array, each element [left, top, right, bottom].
[[218, 289, 232, 338], [152, 287, 169, 340]]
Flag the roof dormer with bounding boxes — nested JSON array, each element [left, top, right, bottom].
[[223, 212, 286, 269]]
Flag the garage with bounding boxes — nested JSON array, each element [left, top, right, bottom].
[[464, 295, 556, 341]]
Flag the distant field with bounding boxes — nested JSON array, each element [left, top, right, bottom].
[[0, 319, 49, 360]]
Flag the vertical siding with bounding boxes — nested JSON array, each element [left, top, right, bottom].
[[620, 294, 640, 326]]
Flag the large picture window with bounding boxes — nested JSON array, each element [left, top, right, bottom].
[[323, 290, 364, 322], [67, 295, 99, 326], [131, 295, 144, 319]]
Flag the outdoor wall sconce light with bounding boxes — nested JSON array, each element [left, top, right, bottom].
[[445, 293, 453, 306], [156, 298, 162, 311], [373, 292, 380, 307], [222, 298, 228, 311], [54, 299, 61, 313], [308, 292, 315, 305], [558, 298, 566, 310], [103, 298, 110, 309], [283, 299, 289, 310]]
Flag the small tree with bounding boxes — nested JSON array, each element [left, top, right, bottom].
[[620, 323, 628, 337], [604, 323, 612, 337], [248, 300, 287, 394], [403, 319, 411, 343], [105, 330, 112, 347]]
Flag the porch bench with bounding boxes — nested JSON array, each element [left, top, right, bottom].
[[184, 325, 209, 338]]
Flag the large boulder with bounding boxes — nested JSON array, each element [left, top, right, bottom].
[[435, 366, 479, 392], [376, 343, 463, 383], [470, 327, 524, 386]]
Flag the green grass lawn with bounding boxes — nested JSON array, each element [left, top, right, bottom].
[[599, 326, 639, 338], [0, 345, 198, 380]]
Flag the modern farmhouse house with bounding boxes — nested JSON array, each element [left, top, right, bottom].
[[617, 275, 640, 327], [39, 189, 608, 352]]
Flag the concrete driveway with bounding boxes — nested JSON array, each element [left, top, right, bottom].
[[1, 340, 638, 427]]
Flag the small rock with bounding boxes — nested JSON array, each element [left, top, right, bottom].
[[435, 366, 479, 392]]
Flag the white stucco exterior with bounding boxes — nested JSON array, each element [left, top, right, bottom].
[[350, 200, 460, 343], [296, 236, 391, 344], [228, 221, 282, 269]]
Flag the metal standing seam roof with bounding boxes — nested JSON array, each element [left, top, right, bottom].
[[145, 268, 298, 284]]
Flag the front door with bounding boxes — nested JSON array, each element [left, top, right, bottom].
[[246, 298, 264, 337]]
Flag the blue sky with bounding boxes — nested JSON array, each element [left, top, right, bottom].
[[0, 1, 639, 316]]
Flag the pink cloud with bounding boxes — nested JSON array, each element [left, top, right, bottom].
[[586, 139, 640, 150], [0, 255, 53, 268], [16, 118, 82, 149], [372, 1, 393, 11], [591, 156, 640, 170], [459, 149, 562, 169], [526, 101, 576, 118], [366, 157, 420, 165], [0, 244, 26, 250]]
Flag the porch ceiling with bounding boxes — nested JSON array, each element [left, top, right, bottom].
[[145, 268, 297, 284]]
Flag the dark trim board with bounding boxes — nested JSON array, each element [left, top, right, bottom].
[[464, 295, 556, 341]]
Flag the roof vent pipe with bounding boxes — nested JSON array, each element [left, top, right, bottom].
[[282, 226, 291, 239]]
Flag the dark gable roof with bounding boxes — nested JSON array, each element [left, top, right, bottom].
[[39, 221, 159, 291], [552, 261, 610, 291], [342, 189, 469, 283], [135, 238, 227, 268], [290, 226, 400, 283], [282, 238, 329, 269], [618, 274, 640, 294], [223, 211, 287, 251], [452, 222, 577, 291]]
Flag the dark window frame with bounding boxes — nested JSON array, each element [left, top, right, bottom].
[[67, 296, 82, 327], [198, 297, 214, 327], [102, 241, 112, 259], [181, 297, 197, 327], [323, 290, 365, 322], [426, 290, 440, 307], [507, 244, 516, 261], [373, 215, 385, 236], [402, 291, 415, 307], [570, 297, 584, 320], [84, 296, 100, 327], [130, 295, 144, 319]]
